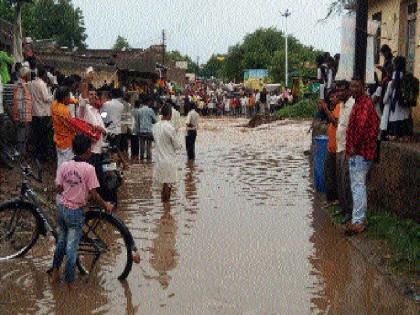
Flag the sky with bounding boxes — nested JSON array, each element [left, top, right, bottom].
[[72, 0, 341, 63]]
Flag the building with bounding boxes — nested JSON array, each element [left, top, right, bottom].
[[368, 0, 420, 124]]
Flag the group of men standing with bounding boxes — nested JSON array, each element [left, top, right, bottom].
[[322, 77, 379, 235]]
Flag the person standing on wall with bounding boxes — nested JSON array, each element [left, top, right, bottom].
[[185, 103, 199, 161]]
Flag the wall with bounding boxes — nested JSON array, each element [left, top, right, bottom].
[[368, 0, 420, 129]]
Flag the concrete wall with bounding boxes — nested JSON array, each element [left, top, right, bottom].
[[368, 142, 420, 222], [368, 0, 420, 129]]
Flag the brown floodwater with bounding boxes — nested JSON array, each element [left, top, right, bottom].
[[0, 118, 418, 314]]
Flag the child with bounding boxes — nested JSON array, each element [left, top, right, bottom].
[[322, 89, 341, 207], [51, 134, 114, 287]]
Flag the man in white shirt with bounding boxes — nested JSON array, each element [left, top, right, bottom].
[[170, 104, 182, 134], [152, 104, 181, 203], [82, 88, 107, 182], [335, 80, 355, 224], [31, 67, 53, 163], [185, 104, 199, 161], [101, 88, 124, 150]]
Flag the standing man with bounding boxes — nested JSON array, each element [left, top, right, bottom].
[[51, 87, 77, 169], [31, 66, 53, 163], [101, 88, 124, 151], [12, 67, 32, 156], [345, 77, 379, 234], [132, 96, 157, 161], [259, 87, 268, 115], [185, 103, 199, 161], [152, 104, 181, 203], [335, 80, 355, 224]]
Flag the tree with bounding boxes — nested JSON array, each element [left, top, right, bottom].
[[201, 27, 321, 84], [112, 35, 130, 51], [323, 0, 356, 20], [0, 0, 87, 49], [166, 50, 199, 74]]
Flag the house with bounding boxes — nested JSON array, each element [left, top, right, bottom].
[[368, 0, 420, 125]]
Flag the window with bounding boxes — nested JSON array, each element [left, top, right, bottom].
[[372, 12, 382, 64]]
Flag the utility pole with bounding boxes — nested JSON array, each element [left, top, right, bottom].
[[162, 29, 166, 66], [196, 56, 200, 78], [281, 9, 291, 88], [354, 0, 368, 82]]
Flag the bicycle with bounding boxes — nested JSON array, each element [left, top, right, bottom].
[[0, 151, 139, 281]]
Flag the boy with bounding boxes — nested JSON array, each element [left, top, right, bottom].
[[51, 134, 114, 287], [322, 89, 340, 207]]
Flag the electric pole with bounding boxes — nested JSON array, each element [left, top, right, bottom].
[[196, 56, 200, 78], [281, 9, 291, 88], [162, 29, 166, 66]]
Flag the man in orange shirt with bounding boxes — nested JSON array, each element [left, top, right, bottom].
[[322, 89, 341, 206], [51, 86, 78, 169]]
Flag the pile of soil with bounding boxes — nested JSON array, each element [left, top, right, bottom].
[[246, 114, 281, 128]]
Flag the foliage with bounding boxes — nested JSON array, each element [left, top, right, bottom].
[[275, 97, 317, 119], [0, 0, 87, 49], [367, 213, 420, 273], [328, 205, 420, 274], [201, 27, 321, 85], [112, 35, 131, 51], [166, 50, 199, 74], [323, 0, 356, 20]]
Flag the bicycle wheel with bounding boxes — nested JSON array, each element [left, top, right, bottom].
[[0, 201, 40, 260], [77, 210, 133, 280]]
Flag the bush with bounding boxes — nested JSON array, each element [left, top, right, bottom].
[[276, 96, 317, 119]]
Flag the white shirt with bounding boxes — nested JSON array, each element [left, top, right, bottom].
[[31, 78, 53, 117], [386, 72, 410, 122], [186, 109, 199, 131], [83, 104, 105, 154], [170, 107, 182, 133], [336, 97, 355, 153], [152, 120, 181, 184], [101, 98, 124, 135]]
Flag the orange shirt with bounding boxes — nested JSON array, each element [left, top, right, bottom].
[[51, 101, 76, 150], [327, 104, 341, 153]]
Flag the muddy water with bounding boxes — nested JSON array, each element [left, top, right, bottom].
[[0, 118, 417, 314]]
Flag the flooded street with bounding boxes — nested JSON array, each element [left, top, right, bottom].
[[0, 118, 417, 314]]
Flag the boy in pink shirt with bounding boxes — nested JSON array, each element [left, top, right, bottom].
[[51, 134, 113, 287]]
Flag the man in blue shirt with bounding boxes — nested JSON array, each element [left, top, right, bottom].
[[132, 96, 157, 161]]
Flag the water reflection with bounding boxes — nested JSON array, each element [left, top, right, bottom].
[[121, 281, 140, 315], [149, 203, 178, 289], [308, 194, 417, 314]]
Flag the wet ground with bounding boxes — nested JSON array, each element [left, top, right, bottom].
[[0, 118, 418, 314]]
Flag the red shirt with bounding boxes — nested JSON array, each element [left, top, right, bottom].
[[346, 94, 379, 160]]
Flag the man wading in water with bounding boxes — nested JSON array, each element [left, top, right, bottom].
[[152, 104, 181, 202]]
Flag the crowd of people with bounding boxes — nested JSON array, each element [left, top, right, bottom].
[[317, 46, 419, 235], [0, 59, 204, 287]]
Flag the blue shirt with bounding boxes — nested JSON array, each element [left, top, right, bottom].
[[132, 105, 157, 134]]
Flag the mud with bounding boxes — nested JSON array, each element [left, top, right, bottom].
[[0, 118, 418, 314]]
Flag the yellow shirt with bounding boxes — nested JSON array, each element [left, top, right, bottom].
[[51, 101, 76, 150]]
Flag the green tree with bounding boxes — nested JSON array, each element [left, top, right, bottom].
[[112, 35, 130, 51], [201, 27, 321, 84], [0, 0, 87, 49], [166, 50, 199, 74]]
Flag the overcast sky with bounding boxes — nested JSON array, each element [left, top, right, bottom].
[[72, 0, 341, 63]]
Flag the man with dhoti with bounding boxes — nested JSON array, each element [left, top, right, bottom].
[[152, 104, 181, 202]]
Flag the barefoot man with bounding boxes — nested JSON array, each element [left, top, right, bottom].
[[152, 104, 181, 202]]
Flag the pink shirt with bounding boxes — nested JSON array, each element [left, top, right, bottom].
[[56, 160, 99, 209]]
